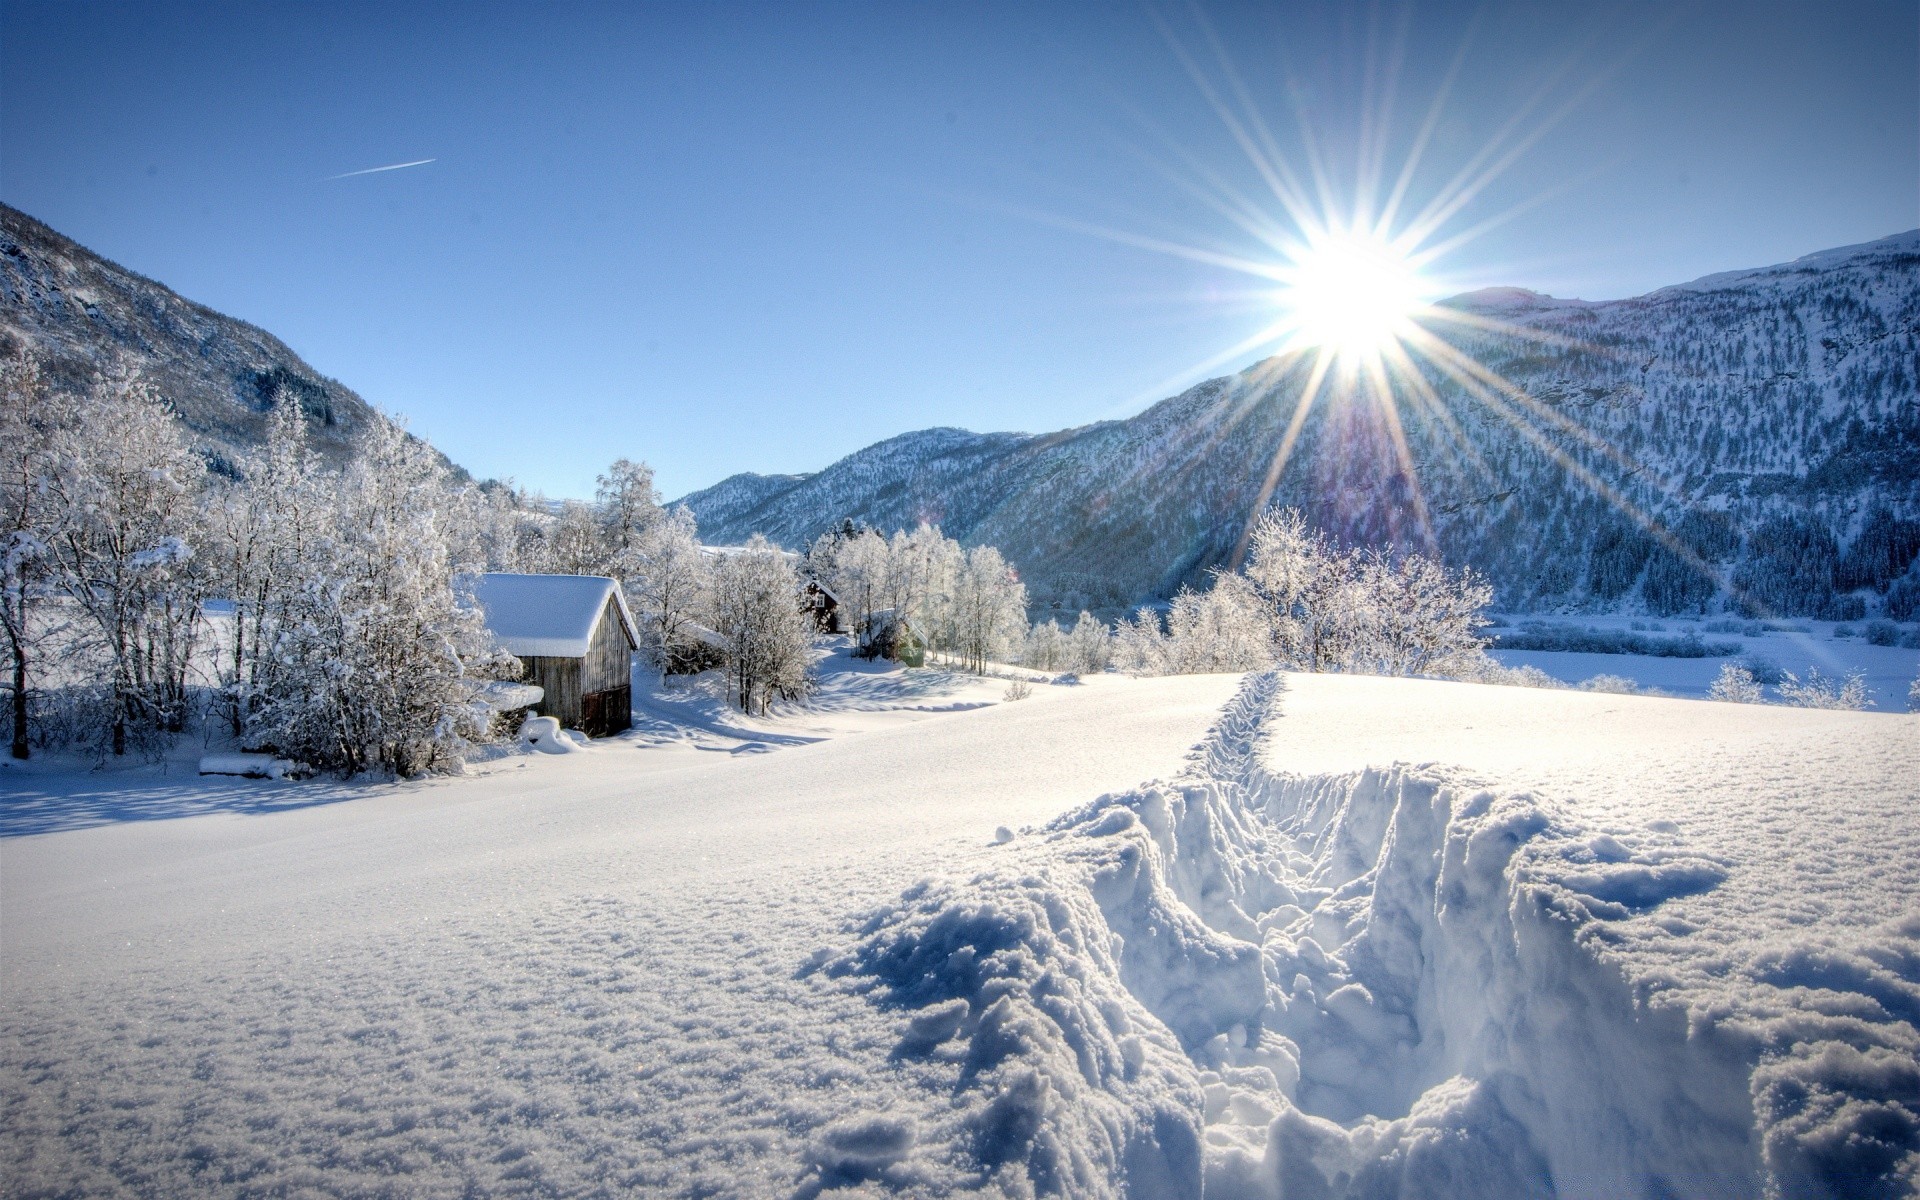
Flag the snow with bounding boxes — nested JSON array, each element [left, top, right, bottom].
[[468, 573, 637, 658], [2, 660, 1916, 1197], [197, 753, 304, 779], [1488, 614, 1920, 710]]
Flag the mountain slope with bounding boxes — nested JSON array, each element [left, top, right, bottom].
[[0, 203, 383, 473], [683, 232, 1920, 617]]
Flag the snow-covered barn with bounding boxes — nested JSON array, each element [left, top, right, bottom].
[[470, 573, 639, 737]]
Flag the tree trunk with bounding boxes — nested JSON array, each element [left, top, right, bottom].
[[10, 646, 26, 760]]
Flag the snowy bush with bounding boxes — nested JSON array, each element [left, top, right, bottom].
[[1864, 619, 1899, 646], [1459, 659, 1565, 690], [1774, 668, 1869, 711], [1578, 674, 1640, 694], [1707, 663, 1765, 704], [1001, 680, 1032, 701]]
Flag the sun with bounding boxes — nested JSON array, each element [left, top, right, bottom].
[[1276, 231, 1429, 365]]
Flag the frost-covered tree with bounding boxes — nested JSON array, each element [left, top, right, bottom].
[[42, 371, 209, 755], [207, 393, 331, 736], [1707, 662, 1764, 704], [707, 535, 813, 713], [1113, 608, 1170, 676], [543, 500, 607, 577], [1347, 552, 1493, 678], [1774, 668, 1868, 711], [1245, 508, 1489, 676], [626, 505, 711, 672], [880, 524, 960, 636], [1163, 574, 1274, 674], [813, 527, 890, 646], [935, 545, 1027, 673], [1117, 508, 1490, 679], [596, 458, 662, 563], [0, 353, 70, 759], [250, 418, 516, 775], [1066, 610, 1112, 675], [1243, 508, 1358, 672], [1022, 618, 1069, 670]]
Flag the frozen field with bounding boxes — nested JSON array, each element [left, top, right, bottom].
[[2, 660, 1916, 1198], [1485, 614, 1920, 709]]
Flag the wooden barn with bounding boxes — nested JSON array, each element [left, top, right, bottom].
[[471, 573, 639, 737]]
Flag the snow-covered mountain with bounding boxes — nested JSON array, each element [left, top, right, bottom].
[[682, 232, 1920, 618], [0, 203, 385, 474]]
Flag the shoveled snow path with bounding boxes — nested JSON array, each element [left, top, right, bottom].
[[0, 675, 1241, 1197]]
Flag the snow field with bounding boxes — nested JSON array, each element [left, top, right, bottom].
[[825, 673, 1919, 1197], [3, 665, 1915, 1197], [1486, 614, 1920, 709], [0, 672, 1243, 1196]]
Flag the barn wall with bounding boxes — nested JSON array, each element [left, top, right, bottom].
[[582, 596, 635, 695], [522, 656, 583, 727]]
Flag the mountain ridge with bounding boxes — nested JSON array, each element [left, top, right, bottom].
[[681, 230, 1920, 617], [0, 202, 394, 475]]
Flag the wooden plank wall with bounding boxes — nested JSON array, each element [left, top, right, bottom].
[[522, 656, 583, 728], [582, 596, 635, 695]]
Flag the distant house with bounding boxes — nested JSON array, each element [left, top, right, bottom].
[[802, 579, 846, 633], [471, 573, 639, 737], [857, 608, 924, 666]]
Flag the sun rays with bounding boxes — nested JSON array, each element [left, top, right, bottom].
[[1061, 5, 1737, 604]]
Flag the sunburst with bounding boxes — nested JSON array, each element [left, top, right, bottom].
[[1052, 6, 1739, 605]]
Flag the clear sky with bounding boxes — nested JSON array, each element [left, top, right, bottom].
[[3, 1, 1915, 499]]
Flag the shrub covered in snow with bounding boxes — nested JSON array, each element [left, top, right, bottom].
[[1775, 668, 1870, 711], [1115, 508, 1495, 681], [1708, 662, 1765, 704]]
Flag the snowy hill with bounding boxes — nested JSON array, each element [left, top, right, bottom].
[[682, 232, 1920, 619], [0, 203, 387, 474], [2, 667, 1913, 1197]]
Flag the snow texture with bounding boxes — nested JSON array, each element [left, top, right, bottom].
[[469, 572, 638, 658], [3, 665, 1915, 1198], [823, 672, 1920, 1198], [197, 753, 304, 779]]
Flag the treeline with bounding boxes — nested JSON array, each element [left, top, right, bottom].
[[2, 360, 515, 772]]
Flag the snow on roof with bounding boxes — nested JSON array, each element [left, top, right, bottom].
[[469, 573, 639, 658]]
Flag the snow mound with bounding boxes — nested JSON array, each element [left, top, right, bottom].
[[517, 715, 583, 754], [196, 753, 305, 779], [825, 673, 1920, 1198]]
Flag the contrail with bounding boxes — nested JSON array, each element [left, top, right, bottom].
[[326, 158, 436, 181]]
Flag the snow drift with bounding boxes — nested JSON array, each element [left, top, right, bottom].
[[826, 673, 1919, 1198]]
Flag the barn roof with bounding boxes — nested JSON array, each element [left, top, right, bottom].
[[470, 573, 639, 658]]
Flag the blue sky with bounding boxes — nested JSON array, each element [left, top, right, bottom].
[[3, 1, 1915, 499]]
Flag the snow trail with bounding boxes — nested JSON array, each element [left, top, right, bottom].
[[828, 672, 1919, 1198]]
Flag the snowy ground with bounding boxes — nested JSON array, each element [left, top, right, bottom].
[[3, 656, 1916, 1198], [1486, 613, 1920, 709]]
